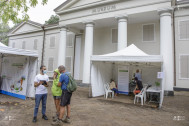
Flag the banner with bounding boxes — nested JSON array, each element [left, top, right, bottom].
[[0, 56, 29, 100], [118, 65, 129, 94]]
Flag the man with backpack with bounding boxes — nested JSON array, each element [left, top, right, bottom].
[[52, 65, 74, 126]]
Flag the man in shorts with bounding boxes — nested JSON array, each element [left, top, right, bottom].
[[52, 65, 72, 126]]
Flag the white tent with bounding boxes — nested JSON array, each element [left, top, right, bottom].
[[90, 44, 164, 106], [91, 44, 162, 62], [0, 46, 38, 100], [0, 42, 7, 47]]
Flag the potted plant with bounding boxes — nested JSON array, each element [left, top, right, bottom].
[[155, 81, 160, 90]]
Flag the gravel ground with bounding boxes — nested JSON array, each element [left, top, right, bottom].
[[0, 84, 189, 126]]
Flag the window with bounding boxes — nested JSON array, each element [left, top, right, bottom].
[[179, 20, 189, 40], [179, 55, 189, 79], [65, 56, 72, 72], [50, 36, 55, 48], [12, 42, 15, 48], [33, 39, 37, 50], [143, 24, 155, 42], [111, 28, 118, 43], [22, 41, 26, 49], [48, 57, 54, 71], [66, 34, 74, 47]]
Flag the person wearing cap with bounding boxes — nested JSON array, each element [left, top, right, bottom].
[[51, 69, 62, 121], [133, 77, 143, 95]]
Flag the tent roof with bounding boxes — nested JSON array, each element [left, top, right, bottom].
[[91, 44, 163, 62], [0, 42, 7, 47], [0, 46, 38, 57]]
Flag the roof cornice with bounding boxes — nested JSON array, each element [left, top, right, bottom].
[[55, 0, 119, 15]]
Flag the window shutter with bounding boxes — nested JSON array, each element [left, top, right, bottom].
[[66, 34, 74, 47], [65, 57, 72, 72], [180, 55, 189, 78], [22, 41, 26, 49], [33, 39, 37, 50], [12, 42, 15, 48], [50, 36, 55, 48], [143, 24, 155, 42], [48, 57, 54, 71], [179, 20, 189, 40], [112, 29, 118, 43]]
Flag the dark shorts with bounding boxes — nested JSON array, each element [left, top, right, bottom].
[[53, 96, 61, 100], [60, 90, 72, 107]]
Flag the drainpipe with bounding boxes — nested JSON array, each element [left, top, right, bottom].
[[41, 25, 45, 66], [73, 34, 77, 78], [172, 3, 176, 87]]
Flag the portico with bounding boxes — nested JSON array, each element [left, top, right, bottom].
[[55, 0, 174, 93]]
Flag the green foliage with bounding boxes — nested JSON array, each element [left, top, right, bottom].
[[155, 81, 160, 87], [0, 0, 48, 24], [0, 23, 10, 45], [45, 15, 59, 25]]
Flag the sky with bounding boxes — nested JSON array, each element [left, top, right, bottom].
[[9, 0, 66, 27]]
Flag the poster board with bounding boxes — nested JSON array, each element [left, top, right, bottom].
[[118, 65, 129, 95], [0, 56, 29, 100]]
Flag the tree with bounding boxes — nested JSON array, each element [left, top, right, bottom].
[[45, 15, 59, 25], [0, 23, 10, 45], [0, 0, 48, 24]]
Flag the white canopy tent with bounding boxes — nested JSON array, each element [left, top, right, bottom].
[[0, 46, 38, 100], [0, 42, 7, 47], [90, 44, 164, 107]]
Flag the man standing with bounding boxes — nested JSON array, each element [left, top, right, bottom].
[[33, 65, 49, 123], [52, 65, 72, 126]]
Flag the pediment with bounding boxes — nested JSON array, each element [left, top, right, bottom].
[[10, 21, 42, 35], [55, 0, 116, 13]]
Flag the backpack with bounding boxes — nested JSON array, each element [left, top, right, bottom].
[[66, 74, 77, 92]]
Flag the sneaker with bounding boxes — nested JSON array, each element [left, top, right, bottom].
[[63, 116, 70, 123], [32, 117, 37, 123], [51, 119, 62, 126], [53, 114, 58, 122], [42, 115, 48, 120]]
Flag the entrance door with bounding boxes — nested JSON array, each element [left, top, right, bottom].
[[74, 35, 81, 80]]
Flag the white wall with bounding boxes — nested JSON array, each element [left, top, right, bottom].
[[9, 31, 43, 69], [174, 8, 189, 88], [93, 21, 160, 56], [128, 21, 160, 55]]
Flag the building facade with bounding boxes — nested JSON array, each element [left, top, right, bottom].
[[8, 21, 75, 77], [8, 0, 189, 94]]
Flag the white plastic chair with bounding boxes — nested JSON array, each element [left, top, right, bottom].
[[104, 83, 114, 99], [134, 86, 148, 105]]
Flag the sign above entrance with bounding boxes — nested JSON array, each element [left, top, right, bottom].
[[92, 5, 117, 14]]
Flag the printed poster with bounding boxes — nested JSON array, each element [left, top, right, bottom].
[[0, 56, 29, 99], [118, 65, 129, 93]]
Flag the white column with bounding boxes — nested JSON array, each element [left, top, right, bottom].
[[74, 35, 82, 80], [58, 26, 67, 66], [82, 21, 94, 84], [158, 8, 174, 92], [116, 14, 128, 50]]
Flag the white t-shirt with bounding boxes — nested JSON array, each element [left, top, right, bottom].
[[34, 74, 49, 94]]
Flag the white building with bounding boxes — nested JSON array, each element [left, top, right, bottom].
[[8, 0, 189, 95], [8, 21, 75, 77]]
